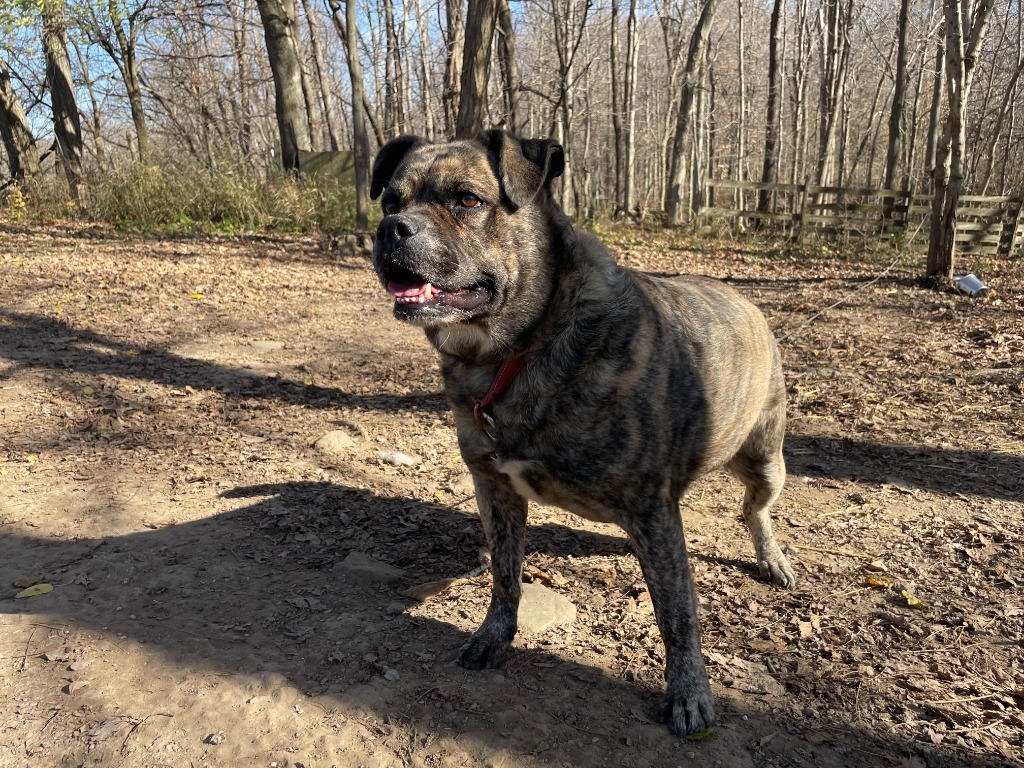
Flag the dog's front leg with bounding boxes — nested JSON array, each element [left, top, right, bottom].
[[623, 507, 715, 736], [458, 472, 528, 670]]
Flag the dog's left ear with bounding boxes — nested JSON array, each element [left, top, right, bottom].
[[478, 129, 565, 210], [371, 135, 426, 200]]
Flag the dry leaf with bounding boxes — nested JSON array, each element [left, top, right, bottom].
[[12, 576, 39, 589], [901, 590, 929, 611], [401, 577, 467, 601], [16, 583, 53, 598], [867, 576, 893, 589], [684, 727, 716, 742]]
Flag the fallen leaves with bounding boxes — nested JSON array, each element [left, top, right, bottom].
[[15, 583, 53, 598]]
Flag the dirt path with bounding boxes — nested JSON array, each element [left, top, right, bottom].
[[1, 223, 1021, 768]]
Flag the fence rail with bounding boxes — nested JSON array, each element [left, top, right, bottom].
[[700, 181, 1024, 259]]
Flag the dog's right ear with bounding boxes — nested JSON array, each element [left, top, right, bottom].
[[371, 135, 426, 200]]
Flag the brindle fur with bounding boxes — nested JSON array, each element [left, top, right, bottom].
[[370, 131, 796, 736]]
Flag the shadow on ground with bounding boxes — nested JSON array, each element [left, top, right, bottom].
[[1, 480, 1014, 768]]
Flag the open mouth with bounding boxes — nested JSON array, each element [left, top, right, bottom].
[[386, 267, 492, 313]]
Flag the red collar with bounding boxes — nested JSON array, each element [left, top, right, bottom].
[[473, 355, 525, 431]]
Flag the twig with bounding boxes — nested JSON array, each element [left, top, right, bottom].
[[918, 693, 1007, 706], [121, 713, 174, 756], [16, 627, 37, 672]]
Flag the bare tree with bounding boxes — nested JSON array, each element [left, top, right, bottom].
[[41, 1, 87, 205], [757, 0, 783, 214], [255, 0, 311, 171], [455, 0, 498, 137], [0, 55, 40, 182], [666, 0, 717, 226], [75, 0, 151, 158], [496, 0, 522, 131], [382, 0, 406, 135], [927, 0, 995, 281], [442, 0, 464, 137], [300, 0, 342, 150], [325, 0, 371, 226], [883, 0, 911, 192]]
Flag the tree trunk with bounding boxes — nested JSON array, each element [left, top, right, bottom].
[[41, 4, 87, 206], [442, 0, 464, 137], [300, 0, 342, 151], [735, 0, 747, 210], [757, 0, 783, 214], [255, 0, 311, 172], [610, 0, 623, 214], [0, 56, 41, 182], [814, 0, 853, 189], [926, 0, 995, 281], [383, 0, 406, 135], [623, 0, 639, 215], [923, 38, 945, 192], [227, 0, 255, 167], [883, 0, 910, 193], [496, 0, 521, 132], [325, 0, 371, 227], [108, 1, 149, 158], [411, 0, 436, 139], [666, 0, 717, 226], [455, 0, 498, 138]]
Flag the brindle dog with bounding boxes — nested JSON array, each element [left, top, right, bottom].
[[369, 130, 796, 736]]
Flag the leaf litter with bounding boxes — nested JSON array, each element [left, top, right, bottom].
[[0, 224, 1021, 767]]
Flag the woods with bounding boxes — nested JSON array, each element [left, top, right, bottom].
[[1, 0, 1022, 276]]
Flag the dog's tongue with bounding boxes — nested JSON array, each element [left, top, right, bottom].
[[387, 280, 434, 300]]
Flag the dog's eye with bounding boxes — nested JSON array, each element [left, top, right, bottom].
[[457, 193, 482, 209], [383, 199, 400, 215]]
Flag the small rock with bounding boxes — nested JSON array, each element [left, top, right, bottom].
[[517, 583, 576, 633], [380, 451, 416, 467], [450, 474, 476, 495], [203, 730, 226, 745], [335, 552, 407, 584], [313, 430, 356, 454]]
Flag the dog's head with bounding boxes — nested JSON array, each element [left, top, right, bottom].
[[369, 130, 565, 356]]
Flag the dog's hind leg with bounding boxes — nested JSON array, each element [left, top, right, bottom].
[[621, 506, 715, 736], [727, 398, 797, 588], [457, 473, 528, 670]]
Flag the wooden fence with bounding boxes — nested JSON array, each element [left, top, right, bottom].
[[700, 180, 1024, 259]]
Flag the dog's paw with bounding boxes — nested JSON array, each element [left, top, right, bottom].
[[758, 546, 797, 588], [457, 631, 511, 670], [661, 684, 715, 737]]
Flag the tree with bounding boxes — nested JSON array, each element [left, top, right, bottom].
[[255, 0, 311, 171], [666, 0, 717, 226], [41, 0, 87, 205], [325, 0, 371, 227], [757, 0, 783, 215], [455, 0, 498, 138], [0, 55, 40, 182], [927, 0, 995, 281], [75, 0, 151, 158]]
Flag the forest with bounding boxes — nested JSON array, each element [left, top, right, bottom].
[[0, 0, 1018, 277]]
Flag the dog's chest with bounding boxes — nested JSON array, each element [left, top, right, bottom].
[[492, 457, 622, 525]]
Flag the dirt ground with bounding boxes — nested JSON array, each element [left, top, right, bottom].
[[1, 221, 1022, 768]]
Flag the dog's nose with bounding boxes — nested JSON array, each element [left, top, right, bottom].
[[376, 214, 419, 246]]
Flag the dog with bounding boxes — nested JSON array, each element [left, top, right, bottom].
[[368, 131, 796, 736]]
